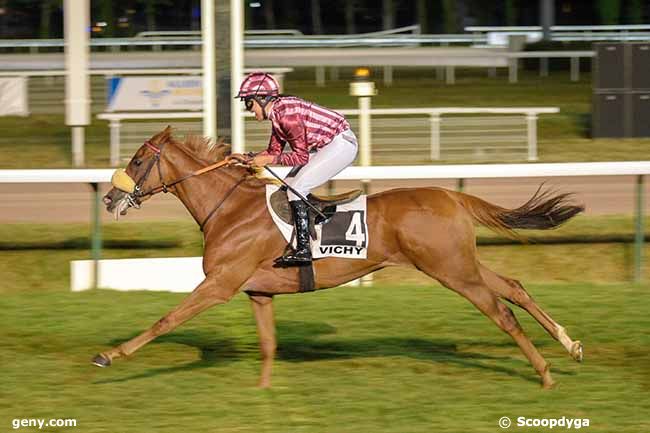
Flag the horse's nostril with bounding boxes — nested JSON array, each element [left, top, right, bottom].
[[103, 196, 112, 205]]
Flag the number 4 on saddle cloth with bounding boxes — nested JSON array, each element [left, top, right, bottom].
[[265, 185, 369, 260]]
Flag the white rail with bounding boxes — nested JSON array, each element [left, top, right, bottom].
[[97, 107, 558, 166], [2, 162, 650, 184], [2, 162, 647, 288]]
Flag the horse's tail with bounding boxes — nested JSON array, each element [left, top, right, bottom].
[[455, 185, 585, 241]]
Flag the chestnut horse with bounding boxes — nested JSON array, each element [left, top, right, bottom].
[[95, 127, 584, 389]]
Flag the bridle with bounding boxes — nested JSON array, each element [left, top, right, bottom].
[[131, 139, 232, 198], [126, 139, 245, 230]]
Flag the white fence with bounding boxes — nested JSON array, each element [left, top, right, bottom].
[[0, 161, 647, 289], [97, 107, 558, 166]]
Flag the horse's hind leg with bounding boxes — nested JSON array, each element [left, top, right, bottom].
[[248, 294, 277, 388], [406, 251, 554, 387], [398, 207, 553, 387], [479, 264, 583, 363], [444, 274, 555, 388]]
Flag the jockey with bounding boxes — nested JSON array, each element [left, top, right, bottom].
[[230, 72, 358, 266]]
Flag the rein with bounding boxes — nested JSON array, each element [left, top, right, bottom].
[[135, 140, 231, 199], [199, 176, 247, 231], [129, 139, 245, 230]]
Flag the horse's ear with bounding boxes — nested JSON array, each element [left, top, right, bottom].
[[211, 135, 232, 160], [162, 125, 173, 140], [213, 143, 231, 161], [154, 125, 173, 144]]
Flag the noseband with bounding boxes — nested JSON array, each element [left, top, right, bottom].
[[130, 140, 169, 200], [124, 139, 245, 230]]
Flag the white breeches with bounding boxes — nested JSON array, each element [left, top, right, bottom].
[[285, 129, 358, 202]]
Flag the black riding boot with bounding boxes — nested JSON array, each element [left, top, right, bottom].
[[278, 200, 312, 265]]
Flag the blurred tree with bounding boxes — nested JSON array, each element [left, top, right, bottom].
[[136, 0, 173, 31], [310, 0, 322, 34], [344, 0, 356, 34], [442, 0, 457, 33], [626, 0, 643, 24], [244, 0, 252, 29], [263, 0, 275, 29], [99, 0, 113, 36], [415, 0, 428, 33], [597, 0, 621, 24], [282, 0, 300, 31], [0, 0, 5, 37], [39, 0, 60, 38], [505, 0, 517, 26], [191, 0, 200, 30], [382, 0, 394, 30]]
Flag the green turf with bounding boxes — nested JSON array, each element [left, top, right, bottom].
[[0, 214, 648, 431], [1, 70, 649, 168], [0, 282, 647, 433]]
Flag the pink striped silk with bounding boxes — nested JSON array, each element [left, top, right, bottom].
[[258, 97, 350, 166]]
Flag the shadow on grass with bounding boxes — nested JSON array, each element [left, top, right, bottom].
[[93, 331, 242, 384], [93, 321, 573, 385], [0, 238, 178, 251]]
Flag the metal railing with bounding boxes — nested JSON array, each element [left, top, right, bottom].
[[2, 24, 649, 53], [466, 24, 650, 43], [97, 107, 558, 166]]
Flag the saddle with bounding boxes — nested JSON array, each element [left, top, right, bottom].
[[269, 187, 362, 230], [267, 187, 366, 294]]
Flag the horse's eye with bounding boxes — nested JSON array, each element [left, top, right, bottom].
[[134, 159, 142, 166]]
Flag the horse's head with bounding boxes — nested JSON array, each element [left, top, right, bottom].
[[103, 126, 174, 219]]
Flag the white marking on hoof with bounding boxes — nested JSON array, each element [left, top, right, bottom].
[[557, 326, 574, 352], [571, 341, 584, 363]]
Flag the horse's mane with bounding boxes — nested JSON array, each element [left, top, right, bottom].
[[170, 132, 278, 185], [176, 134, 229, 164]]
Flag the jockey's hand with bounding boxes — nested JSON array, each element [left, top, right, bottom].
[[250, 154, 275, 168], [225, 153, 252, 165]]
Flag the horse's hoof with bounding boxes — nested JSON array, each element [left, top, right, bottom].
[[91, 353, 111, 368], [542, 379, 557, 390], [570, 341, 584, 363]]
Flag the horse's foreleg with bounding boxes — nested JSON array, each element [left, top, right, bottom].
[[479, 264, 583, 363], [249, 294, 277, 388], [93, 274, 238, 366]]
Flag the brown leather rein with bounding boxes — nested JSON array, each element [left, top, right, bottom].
[[134, 140, 245, 231], [135, 140, 231, 197]]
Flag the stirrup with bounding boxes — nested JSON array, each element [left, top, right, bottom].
[[275, 248, 312, 266]]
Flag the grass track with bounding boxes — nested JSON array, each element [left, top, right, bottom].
[[0, 282, 648, 433]]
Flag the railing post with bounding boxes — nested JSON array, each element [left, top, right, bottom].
[[526, 113, 538, 161], [331, 67, 339, 81], [509, 56, 518, 83], [634, 175, 645, 283], [315, 66, 326, 87], [358, 97, 372, 167], [540, 57, 549, 77], [445, 66, 455, 85], [109, 119, 121, 166], [90, 182, 102, 289], [383, 65, 393, 86], [430, 113, 441, 160], [570, 56, 580, 82]]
